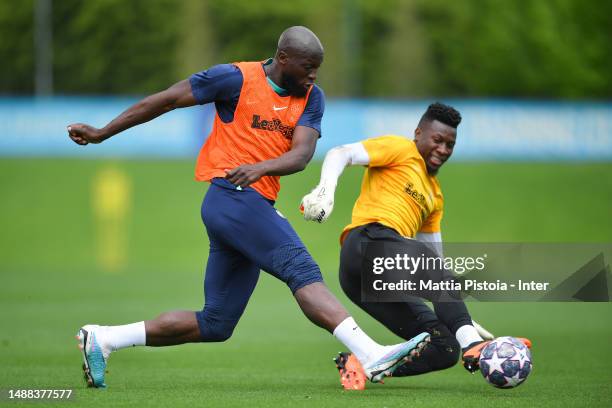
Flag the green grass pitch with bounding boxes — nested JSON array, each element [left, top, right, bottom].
[[1, 159, 611, 407]]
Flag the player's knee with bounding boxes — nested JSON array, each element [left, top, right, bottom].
[[392, 331, 460, 377], [272, 243, 323, 293], [430, 333, 461, 370], [204, 324, 234, 342], [434, 344, 460, 370], [195, 311, 236, 342]]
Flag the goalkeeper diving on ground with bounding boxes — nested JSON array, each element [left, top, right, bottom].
[[300, 102, 532, 390]]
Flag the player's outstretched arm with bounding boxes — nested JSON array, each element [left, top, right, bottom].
[[301, 142, 369, 223], [67, 79, 197, 145], [224, 125, 319, 187]]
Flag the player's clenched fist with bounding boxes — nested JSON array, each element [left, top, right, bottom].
[[67, 123, 108, 145], [300, 181, 335, 223]]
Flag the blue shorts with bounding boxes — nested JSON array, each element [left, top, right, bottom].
[[195, 178, 323, 341]]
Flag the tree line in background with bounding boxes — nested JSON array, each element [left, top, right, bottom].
[[1, 0, 610, 98]]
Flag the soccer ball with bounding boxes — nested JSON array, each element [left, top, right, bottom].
[[479, 336, 532, 388]]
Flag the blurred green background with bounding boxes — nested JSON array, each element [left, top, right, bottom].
[[1, 0, 611, 98], [2, 160, 611, 274]]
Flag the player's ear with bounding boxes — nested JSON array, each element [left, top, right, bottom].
[[414, 127, 421, 142], [276, 50, 289, 65]]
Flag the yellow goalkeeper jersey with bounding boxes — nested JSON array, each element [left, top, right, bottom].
[[341, 135, 443, 243]]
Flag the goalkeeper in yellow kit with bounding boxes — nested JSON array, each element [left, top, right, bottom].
[[301, 103, 531, 389]]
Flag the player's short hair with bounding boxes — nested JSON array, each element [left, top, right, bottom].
[[419, 102, 462, 129]]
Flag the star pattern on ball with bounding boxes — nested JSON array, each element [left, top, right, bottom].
[[505, 373, 522, 388], [517, 348, 530, 364], [483, 352, 506, 376]]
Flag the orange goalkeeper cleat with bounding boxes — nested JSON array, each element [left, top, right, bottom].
[[334, 352, 367, 390], [462, 337, 532, 373], [517, 337, 532, 349]]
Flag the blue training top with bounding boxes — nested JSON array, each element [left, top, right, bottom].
[[189, 62, 325, 136]]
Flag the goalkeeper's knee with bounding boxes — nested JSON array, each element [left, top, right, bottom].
[[427, 325, 461, 370], [393, 326, 460, 377]]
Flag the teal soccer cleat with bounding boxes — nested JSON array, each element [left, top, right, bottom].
[[76, 325, 110, 388], [364, 332, 431, 383]]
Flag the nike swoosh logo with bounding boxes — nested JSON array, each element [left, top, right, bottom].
[[273, 105, 288, 111]]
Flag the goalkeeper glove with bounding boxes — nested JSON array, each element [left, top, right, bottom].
[[300, 181, 335, 223]]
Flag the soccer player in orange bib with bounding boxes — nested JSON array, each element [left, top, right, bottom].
[[301, 103, 531, 389], [67, 26, 429, 389]]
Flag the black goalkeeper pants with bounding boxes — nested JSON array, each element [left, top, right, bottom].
[[339, 223, 472, 376]]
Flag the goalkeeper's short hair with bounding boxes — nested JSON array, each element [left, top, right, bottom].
[[419, 102, 461, 129]]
